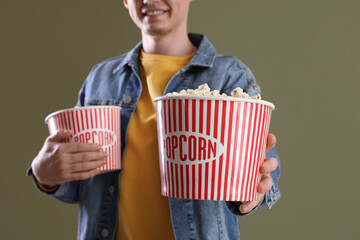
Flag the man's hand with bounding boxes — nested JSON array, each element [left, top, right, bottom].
[[31, 129, 108, 188], [239, 133, 278, 214]]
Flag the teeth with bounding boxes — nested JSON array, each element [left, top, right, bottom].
[[147, 10, 164, 15]]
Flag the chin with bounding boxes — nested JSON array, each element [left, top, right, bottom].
[[143, 25, 171, 36], [146, 29, 169, 37]]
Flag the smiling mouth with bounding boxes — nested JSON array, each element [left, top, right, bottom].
[[143, 9, 168, 17], [146, 10, 165, 16]]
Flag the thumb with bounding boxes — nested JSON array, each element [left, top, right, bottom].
[[47, 129, 73, 143]]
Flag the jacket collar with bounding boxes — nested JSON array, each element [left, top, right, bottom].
[[187, 33, 216, 68], [112, 33, 216, 74]]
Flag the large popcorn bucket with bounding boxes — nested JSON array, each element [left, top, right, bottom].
[[45, 106, 121, 173], [154, 96, 275, 201]]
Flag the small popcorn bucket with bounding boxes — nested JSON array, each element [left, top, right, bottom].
[[45, 106, 121, 173], [154, 96, 275, 201]]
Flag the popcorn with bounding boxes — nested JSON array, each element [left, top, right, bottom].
[[210, 90, 220, 96], [155, 84, 274, 202], [179, 89, 187, 95], [166, 83, 262, 100], [231, 87, 243, 96], [250, 94, 262, 100], [197, 83, 211, 92], [231, 87, 249, 98]]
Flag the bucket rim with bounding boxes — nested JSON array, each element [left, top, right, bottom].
[[45, 106, 121, 124], [154, 95, 275, 110]]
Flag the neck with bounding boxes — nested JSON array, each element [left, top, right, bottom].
[[141, 31, 196, 57]]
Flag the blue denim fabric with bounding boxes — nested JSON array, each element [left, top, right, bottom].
[[28, 33, 281, 240]]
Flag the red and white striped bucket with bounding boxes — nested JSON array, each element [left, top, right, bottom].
[[45, 106, 121, 173], [154, 96, 275, 201]]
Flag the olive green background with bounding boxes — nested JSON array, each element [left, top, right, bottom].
[[1, 0, 359, 239]]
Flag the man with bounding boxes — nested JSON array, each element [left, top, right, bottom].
[[29, 0, 281, 239]]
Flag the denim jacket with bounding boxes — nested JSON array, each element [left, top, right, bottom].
[[28, 33, 280, 240]]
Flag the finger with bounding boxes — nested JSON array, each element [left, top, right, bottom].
[[257, 175, 273, 194], [265, 133, 276, 153], [239, 193, 264, 214], [71, 158, 107, 173], [260, 157, 278, 174], [47, 129, 73, 143], [63, 142, 103, 153], [69, 151, 108, 163], [70, 168, 101, 181]]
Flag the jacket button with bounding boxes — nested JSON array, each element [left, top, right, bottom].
[[109, 185, 115, 194], [124, 96, 132, 103], [101, 229, 109, 238]]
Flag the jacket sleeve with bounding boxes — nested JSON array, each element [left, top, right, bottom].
[[220, 58, 262, 97], [26, 167, 80, 204]]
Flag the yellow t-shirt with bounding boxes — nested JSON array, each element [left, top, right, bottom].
[[116, 50, 194, 240]]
